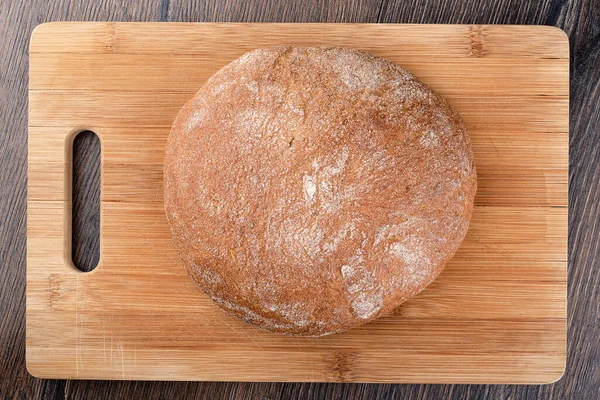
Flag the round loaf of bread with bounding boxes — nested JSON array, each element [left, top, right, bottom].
[[164, 47, 477, 337]]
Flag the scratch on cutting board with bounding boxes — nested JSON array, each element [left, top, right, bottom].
[[219, 316, 265, 351], [103, 323, 107, 366], [119, 342, 125, 378], [244, 332, 265, 351], [110, 331, 114, 365], [292, 337, 308, 351], [142, 233, 157, 250], [488, 137, 501, 158]]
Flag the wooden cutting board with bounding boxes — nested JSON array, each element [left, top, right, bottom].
[[27, 23, 568, 383]]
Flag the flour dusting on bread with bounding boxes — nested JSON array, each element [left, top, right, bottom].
[[164, 46, 477, 336]]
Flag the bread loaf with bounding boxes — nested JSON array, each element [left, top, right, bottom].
[[164, 47, 477, 336]]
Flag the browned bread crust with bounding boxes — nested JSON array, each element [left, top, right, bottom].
[[164, 47, 477, 336]]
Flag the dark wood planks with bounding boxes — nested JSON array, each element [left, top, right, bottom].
[[1, 0, 599, 398]]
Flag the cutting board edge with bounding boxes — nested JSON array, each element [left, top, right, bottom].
[[26, 22, 569, 383]]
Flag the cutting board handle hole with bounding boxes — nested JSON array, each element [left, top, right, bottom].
[[71, 130, 101, 272]]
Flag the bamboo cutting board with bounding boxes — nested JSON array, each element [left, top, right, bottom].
[[27, 23, 569, 383]]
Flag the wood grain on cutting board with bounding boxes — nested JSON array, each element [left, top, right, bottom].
[[27, 23, 568, 383]]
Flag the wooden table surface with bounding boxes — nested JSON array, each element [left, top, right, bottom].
[[1, 0, 598, 399]]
